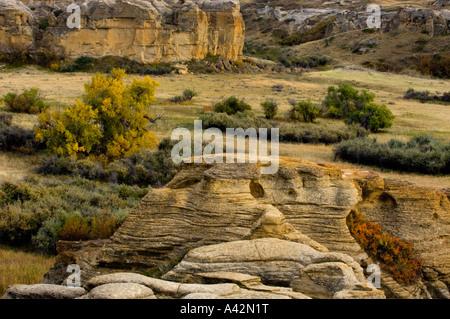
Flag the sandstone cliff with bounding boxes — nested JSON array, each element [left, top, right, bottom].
[[38, 156, 449, 299], [1, 0, 245, 63]]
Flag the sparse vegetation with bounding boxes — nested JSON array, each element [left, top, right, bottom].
[[0, 175, 148, 254], [347, 211, 423, 285], [403, 88, 450, 104], [280, 18, 336, 46], [169, 89, 197, 103], [334, 135, 450, 175]]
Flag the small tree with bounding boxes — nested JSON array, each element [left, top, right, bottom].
[[288, 100, 321, 123], [261, 99, 278, 119], [35, 68, 160, 158], [323, 83, 394, 132], [213, 96, 251, 115]]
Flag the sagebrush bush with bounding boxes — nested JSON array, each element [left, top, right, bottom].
[[36, 138, 179, 187], [0, 113, 12, 126], [0, 124, 37, 153], [261, 99, 278, 119], [347, 211, 423, 285], [213, 96, 252, 115], [2, 88, 49, 114], [403, 88, 450, 104], [199, 111, 368, 144], [0, 176, 148, 253], [334, 135, 450, 174], [169, 89, 197, 103]]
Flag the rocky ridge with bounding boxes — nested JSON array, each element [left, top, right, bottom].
[[4, 156, 447, 299], [0, 0, 245, 63]]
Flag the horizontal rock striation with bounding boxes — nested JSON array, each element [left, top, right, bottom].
[[36, 157, 450, 299]]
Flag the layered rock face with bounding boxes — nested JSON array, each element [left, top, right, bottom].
[[0, 0, 245, 63], [0, 0, 35, 50], [34, 157, 449, 299]]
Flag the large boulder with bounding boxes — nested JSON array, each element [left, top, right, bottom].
[[162, 238, 365, 287], [3, 284, 86, 299]]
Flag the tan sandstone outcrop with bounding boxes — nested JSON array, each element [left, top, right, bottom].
[[1, 0, 245, 63], [0, 0, 35, 50], [38, 157, 449, 299]]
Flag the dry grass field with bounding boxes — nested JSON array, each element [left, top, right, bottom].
[[0, 246, 55, 296], [1, 65, 449, 189]]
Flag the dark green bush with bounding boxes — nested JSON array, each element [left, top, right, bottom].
[[261, 99, 278, 119], [323, 83, 394, 132], [213, 96, 252, 115], [334, 135, 450, 174], [2, 88, 49, 114], [278, 122, 368, 144], [288, 100, 322, 123]]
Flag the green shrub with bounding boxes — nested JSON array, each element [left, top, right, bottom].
[[334, 135, 450, 174], [2, 88, 49, 114], [288, 100, 322, 123], [261, 99, 278, 119], [323, 83, 394, 132], [278, 122, 368, 144], [213, 96, 252, 115]]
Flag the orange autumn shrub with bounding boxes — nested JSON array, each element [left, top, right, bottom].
[[347, 211, 423, 285], [89, 214, 118, 239]]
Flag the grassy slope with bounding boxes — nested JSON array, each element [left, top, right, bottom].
[[0, 246, 55, 296]]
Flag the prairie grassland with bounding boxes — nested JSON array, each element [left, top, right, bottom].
[[0, 246, 55, 296], [0, 65, 449, 189]]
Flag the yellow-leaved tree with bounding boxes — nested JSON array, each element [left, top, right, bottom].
[[35, 69, 159, 158]]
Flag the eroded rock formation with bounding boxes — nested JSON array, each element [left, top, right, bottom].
[[31, 157, 449, 299], [0, 0, 245, 63]]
